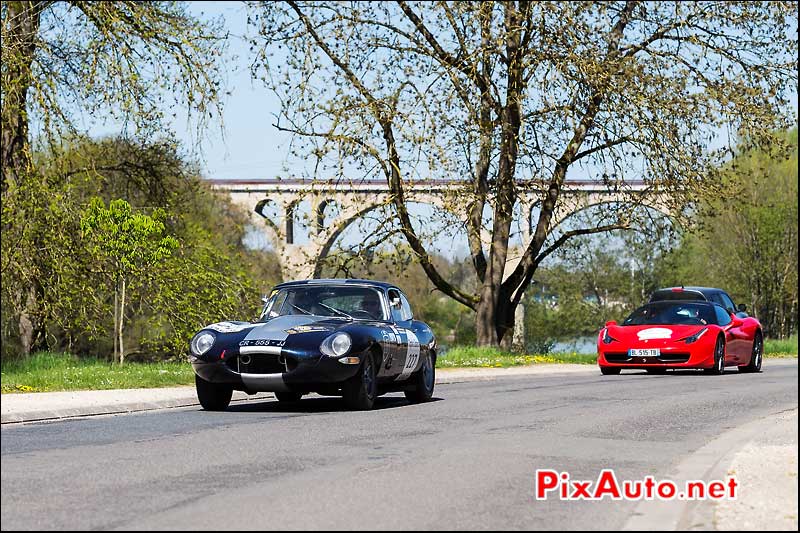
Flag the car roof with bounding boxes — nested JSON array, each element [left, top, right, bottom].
[[643, 299, 717, 307], [650, 287, 727, 299], [274, 278, 400, 291]]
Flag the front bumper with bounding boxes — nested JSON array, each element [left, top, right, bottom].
[[191, 351, 362, 392], [597, 342, 716, 370]]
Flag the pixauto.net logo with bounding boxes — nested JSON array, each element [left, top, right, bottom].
[[534, 469, 738, 501]]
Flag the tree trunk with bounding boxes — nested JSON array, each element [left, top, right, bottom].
[[3, 2, 44, 358], [113, 280, 119, 363], [1, 1, 43, 195], [17, 287, 35, 358], [119, 276, 126, 365]]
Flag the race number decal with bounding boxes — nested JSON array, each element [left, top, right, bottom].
[[397, 330, 421, 380]]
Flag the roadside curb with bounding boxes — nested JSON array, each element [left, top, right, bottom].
[[622, 406, 799, 531], [1, 363, 599, 424]]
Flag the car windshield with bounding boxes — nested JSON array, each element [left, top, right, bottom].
[[623, 302, 717, 326], [259, 286, 386, 321]]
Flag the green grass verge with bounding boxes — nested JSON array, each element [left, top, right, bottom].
[[1, 352, 194, 393], [764, 334, 798, 357], [438, 346, 597, 368], [2, 338, 796, 393]]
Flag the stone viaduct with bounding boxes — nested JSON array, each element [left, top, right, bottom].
[[210, 178, 672, 281]]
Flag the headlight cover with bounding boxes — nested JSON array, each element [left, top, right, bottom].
[[681, 327, 708, 344], [320, 332, 352, 357], [602, 328, 618, 344], [191, 331, 216, 356]]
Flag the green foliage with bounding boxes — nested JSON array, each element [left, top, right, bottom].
[[81, 198, 178, 276], [657, 129, 798, 338], [1, 137, 281, 362]]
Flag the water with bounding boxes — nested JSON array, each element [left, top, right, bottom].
[[551, 336, 597, 354]]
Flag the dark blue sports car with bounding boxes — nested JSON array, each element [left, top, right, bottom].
[[189, 279, 437, 410]]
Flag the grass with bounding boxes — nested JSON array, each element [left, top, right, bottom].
[[1, 352, 194, 394], [764, 334, 798, 357], [2, 336, 796, 393], [437, 345, 597, 368]]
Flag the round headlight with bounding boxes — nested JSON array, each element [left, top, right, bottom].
[[321, 332, 352, 357], [191, 331, 216, 356]]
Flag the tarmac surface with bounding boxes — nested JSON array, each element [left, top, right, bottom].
[[1, 360, 797, 530]]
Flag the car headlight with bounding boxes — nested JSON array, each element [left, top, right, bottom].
[[602, 328, 618, 344], [320, 332, 352, 357], [191, 331, 216, 356], [681, 327, 708, 344]]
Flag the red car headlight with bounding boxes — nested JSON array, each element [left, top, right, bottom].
[[680, 327, 708, 344], [602, 328, 618, 344]]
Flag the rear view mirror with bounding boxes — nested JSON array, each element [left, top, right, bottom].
[[731, 316, 744, 328], [605, 320, 617, 327], [737, 303, 747, 312], [390, 297, 401, 308]]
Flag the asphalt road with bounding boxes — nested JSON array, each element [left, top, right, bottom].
[[2, 360, 797, 530]]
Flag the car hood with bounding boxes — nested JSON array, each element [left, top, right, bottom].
[[606, 324, 709, 344]]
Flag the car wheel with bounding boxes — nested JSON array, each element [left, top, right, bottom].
[[275, 391, 303, 402], [404, 351, 435, 404], [342, 352, 377, 410], [195, 374, 233, 411], [646, 368, 668, 374], [705, 336, 725, 375], [600, 367, 621, 375], [739, 332, 763, 373]]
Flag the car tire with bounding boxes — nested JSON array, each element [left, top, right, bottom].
[[275, 391, 303, 402], [342, 352, 377, 410], [739, 332, 763, 373], [600, 367, 621, 375], [646, 368, 668, 374], [195, 374, 233, 411], [705, 336, 725, 375], [404, 351, 435, 404]]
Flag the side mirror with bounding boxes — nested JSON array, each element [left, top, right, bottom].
[[737, 303, 747, 312], [731, 316, 744, 328], [261, 295, 269, 305], [390, 297, 401, 308], [605, 320, 617, 327]]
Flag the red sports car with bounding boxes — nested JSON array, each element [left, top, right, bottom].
[[597, 300, 763, 375]]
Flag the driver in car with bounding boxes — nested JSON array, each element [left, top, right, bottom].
[[359, 293, 383, 319]]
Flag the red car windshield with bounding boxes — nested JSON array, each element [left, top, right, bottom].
[[623, 302, 717, 326]]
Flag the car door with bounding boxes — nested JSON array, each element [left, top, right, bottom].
[[714, 305, 745, 364], [386, 289, 421, 380], [383, 289, 409, 377]]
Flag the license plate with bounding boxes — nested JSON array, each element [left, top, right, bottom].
[[629, 348, 660, 357]]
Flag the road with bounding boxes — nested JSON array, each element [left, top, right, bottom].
[[2, 360, 797, 530]]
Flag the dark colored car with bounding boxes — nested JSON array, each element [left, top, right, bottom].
[[649, 286, 750, 318], [189, 279, 436, 411]]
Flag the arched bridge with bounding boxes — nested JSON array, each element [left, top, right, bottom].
[[209, 178, 672, 280]]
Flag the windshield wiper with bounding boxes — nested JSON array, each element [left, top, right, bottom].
[[317, 302, 353, 320], [290, 303, 313, 315]]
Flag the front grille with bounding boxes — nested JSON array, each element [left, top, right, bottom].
[[225, 354, 291, 374], [603, 352, 691, 364]]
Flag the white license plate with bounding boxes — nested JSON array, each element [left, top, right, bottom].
[[629, 349, 660, 357]]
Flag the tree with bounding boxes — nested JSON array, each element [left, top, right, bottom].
[[81, 198, 178, 364], [1, 1, 227, 354], [1, 136, 283, 361], [250, 1, 797, 345], [657, 129, 798, 338]]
